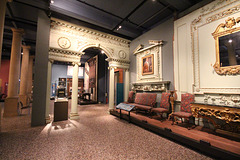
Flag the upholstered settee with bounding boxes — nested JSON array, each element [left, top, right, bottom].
[[127, 92, 157, 114]]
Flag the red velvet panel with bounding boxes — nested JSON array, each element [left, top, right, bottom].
[[159, 92, 171, 109], [180, 93, 195, 113]]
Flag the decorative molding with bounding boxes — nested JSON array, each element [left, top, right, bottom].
[[118, 50, 127, 59], [51, 18, 130, 48], [57, 37, 71, 49], [49, 47, 83, 63], [135, 43, 163, 82], [133, 44, 144, 54], [106, 58, 130, 64], [206, 5, 240, 23], [134, 43, 163, 55], [49, 47, 83, 56], [105, 57, 130, 64], [200, 0, 239, 14], [213, 62, 240, 75], [190, 2, 240, 94], [131, 81, 170, 92], [211, 17, 240, 75], [149, 40, 163, 45]]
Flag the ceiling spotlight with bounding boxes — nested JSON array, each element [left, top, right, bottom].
[[51, 0, 54, 4], [152, 0, 156, 2], [117, 25, 122, 31], [101, 50, 105, 54], [228, 39, 232, 43]]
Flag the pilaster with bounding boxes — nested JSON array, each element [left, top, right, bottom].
[[70, 62, 80, 120], [19, 45, 30, 106], [108, 66, 115, 111], [124, 69, 130, 102]]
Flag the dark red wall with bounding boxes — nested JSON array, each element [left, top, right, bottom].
[[0, 59, 10, 94]]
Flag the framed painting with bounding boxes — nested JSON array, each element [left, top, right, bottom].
[[142, 54, 154, 75]]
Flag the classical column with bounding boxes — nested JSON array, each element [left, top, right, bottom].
[[70, 63, 80, 120], [0, 0, 10, 68], [45, 60, 53, 123], [4, 28, 24, 117], [27, 56, 34, 97], [108, 66, 115, 111], [124, 68, 130, 102], [19, 45, 30, 106]]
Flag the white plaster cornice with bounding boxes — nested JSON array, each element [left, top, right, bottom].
[[49, 47, 83, 63], [134, 42, 163, 55], [50, 18, 131, 46], [105, 57, 130, 64], [49, 47, 84, 56]]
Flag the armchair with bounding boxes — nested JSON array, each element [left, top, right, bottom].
[[151, 92, 171, 120], [171, 93, 195, 129]]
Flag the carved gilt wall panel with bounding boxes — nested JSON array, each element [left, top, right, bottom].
[[190, 0, 240, 94]]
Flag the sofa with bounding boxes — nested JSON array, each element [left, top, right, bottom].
[[127, 92, 157, 114]]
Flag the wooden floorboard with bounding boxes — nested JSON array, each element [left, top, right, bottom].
[[110, 109, 240, 160]]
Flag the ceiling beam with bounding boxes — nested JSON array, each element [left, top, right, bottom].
[[51, 10, 133, 40], [5, 17, 37, 27], [112, 0, 147, 31], [137, 4, 171, 28], [13, 0, 48, 11], [6, 3, 17, 28], [156, 0, 177, 12], [75, 0, 146, 30]]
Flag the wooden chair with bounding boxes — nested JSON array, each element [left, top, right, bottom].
[[151, 92, 171, 120], [171, 93, 195, 129]]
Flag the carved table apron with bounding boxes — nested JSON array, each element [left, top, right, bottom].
[[191, 102, 240, 132]]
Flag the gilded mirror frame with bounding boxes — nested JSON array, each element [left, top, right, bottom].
[[212, 17, 240, 75]]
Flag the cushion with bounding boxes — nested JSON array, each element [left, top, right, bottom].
[[172, 111, 192, 118], [127, 91, 135, 103], [129, 103, 152, 111], [180, 93, 195, 113], [151, 107, 168, 113], [159, 92, 171, 109], [134, 93, 157, 107]]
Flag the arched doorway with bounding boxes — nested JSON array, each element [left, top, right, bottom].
[[80, 47, 109, 104]]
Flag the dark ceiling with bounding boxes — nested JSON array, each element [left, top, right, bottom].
[[2, 0, 214, 60]]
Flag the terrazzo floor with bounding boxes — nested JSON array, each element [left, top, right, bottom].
[[0, 102, 213, 160]]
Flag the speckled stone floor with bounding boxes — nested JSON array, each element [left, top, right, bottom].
[[0, 102, 213, 160]]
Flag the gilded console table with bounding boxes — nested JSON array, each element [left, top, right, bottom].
[[191, 102, 240, 132]]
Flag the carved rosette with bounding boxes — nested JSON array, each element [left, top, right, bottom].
[[58, 37, 71, 49]]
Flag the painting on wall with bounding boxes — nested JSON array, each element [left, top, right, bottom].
[[142, 54, 154, 75]]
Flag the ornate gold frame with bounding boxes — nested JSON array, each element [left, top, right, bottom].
[[212, 17, 240, 75]]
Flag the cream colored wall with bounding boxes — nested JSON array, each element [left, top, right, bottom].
[[174, 0, 240, 103]]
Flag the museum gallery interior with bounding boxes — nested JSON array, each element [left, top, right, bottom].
[[0, 0, 240, 159]]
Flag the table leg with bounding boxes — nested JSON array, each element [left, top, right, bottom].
[[120, 109, 122, 119], [128, 111, 131, 123]]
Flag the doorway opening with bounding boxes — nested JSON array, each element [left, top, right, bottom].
[[80, 47, 109, 105]]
